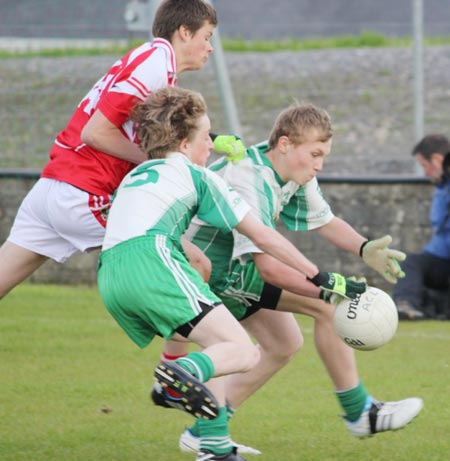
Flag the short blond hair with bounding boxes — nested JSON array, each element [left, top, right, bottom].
[[131, 86, 207, 159], [268, 102, 333, 150]]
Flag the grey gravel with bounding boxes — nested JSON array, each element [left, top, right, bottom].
[[2, 45, 450, 174]]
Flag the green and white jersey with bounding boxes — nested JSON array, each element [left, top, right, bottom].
[[185, 141, 334, 290], [102, 152, 250, 251]]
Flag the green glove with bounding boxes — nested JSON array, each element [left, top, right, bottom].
[[308, 271, 367, 302], [360, 235, 406, 284], [213, 135, 246, 163], [320, 276, 368, 304]]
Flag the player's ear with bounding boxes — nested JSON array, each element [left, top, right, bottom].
[[278, 135, 290, 154], [178, 25, 193, 42], [179, 137, 190, 155]]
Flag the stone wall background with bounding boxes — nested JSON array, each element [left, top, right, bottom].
[[2, 46, 445, 293], [0, 174, 433, 294], [3, 47, 450, 173]]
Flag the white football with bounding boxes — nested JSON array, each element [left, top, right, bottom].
[[333, 286, 399, 351]]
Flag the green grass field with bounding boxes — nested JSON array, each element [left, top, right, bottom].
[[2, 32, 450, 58], [1, 284, 449, 461]]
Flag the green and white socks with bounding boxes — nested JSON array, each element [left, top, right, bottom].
[[336, 381, 369, 422], [175, 351, 215, 383]]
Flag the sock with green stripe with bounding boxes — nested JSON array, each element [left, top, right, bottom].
[[175, 351, 215, 383], [189, 400, 236, 437], [226, 402, 236, 420], [336, 381, 369, 422], [198, 407, 233, 455]]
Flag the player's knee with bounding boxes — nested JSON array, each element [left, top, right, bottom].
[[287, 330, 304, 358], [199, 257, 212, 282], [191, 254, 212, 282], [239, 343, 261, 372], [271, 330, 303, 365]]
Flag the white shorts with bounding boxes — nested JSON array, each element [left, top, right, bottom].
[[8, 178, 111, 263]]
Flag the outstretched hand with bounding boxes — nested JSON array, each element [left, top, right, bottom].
[[360, 235, 406, 284]]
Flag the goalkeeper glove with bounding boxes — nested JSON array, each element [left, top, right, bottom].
[[320, 275, 368, 304], [360, 235, 406, 284], [213, 134, 246, 163], [308, 271, 367, 303]]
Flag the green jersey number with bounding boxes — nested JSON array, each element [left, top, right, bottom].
[[124, 161, 164, 189]]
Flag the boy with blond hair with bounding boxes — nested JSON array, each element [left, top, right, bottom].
[[155, 102, 422, 455], [99, 88, 366, 461]]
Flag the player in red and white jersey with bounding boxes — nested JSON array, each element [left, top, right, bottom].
[[42, 38, 179, 198], [0, 0, 220, 299]]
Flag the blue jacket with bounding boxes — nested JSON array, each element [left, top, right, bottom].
[[424, 179, 450, 260]]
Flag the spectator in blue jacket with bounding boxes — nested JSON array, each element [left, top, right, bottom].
[[394, 134, 450, 320]]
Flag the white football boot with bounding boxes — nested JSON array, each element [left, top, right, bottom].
[[345, 396, 423, 437], [180, 428, 262, 455]]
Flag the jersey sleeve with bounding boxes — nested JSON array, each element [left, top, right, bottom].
[[97, 49, 169, 128], [217, 159, 276, 260], [193, 167, 251, 233], [280, 177, 334, 231]]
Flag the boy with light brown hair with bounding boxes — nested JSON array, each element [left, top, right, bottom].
[[155, 102, 422, 455]]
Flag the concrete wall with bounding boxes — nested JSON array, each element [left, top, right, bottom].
[[0, 172, 433, 293]]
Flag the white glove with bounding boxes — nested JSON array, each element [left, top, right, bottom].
[[360, 235, 406, 284]]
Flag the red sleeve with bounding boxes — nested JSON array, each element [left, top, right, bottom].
[[97, 92, 140, 127]]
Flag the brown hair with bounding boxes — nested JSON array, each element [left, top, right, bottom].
[[131, 86, 207, 159], [268, 102, 333, 150], [152, 0, 217, 40]]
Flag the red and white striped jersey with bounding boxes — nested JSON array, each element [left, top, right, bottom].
[[41, 38, 177, 196]]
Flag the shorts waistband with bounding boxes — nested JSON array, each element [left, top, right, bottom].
[[100, 234, 176, 261]]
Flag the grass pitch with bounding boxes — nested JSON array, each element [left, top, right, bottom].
[[1, 284, 449, 461]]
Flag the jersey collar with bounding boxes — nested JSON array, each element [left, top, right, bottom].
[[248, 141, 286, 186], [152, 37, 177, 78]]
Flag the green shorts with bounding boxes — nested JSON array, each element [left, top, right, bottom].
[[97, 235, 221, 348], [214, 259, 281, 321]]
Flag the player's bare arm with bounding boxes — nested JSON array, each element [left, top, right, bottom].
[[253, 252, 321, 298], [315, 217, 406, 283], [314, 217, 366, 255], [81, 109, 147, 164], [236, 213, 319, 279], [237, 214, 365, 301]]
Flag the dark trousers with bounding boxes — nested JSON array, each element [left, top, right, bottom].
[[393, 252, 450, 317]]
